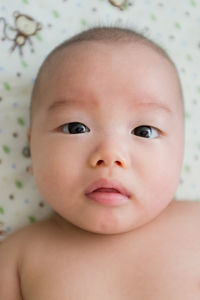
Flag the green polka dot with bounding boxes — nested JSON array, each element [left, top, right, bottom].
[[22, 0, 29, 3], [184, 112, 191, 119], [2, 145, 10, 153], [29, 216, 36, 223], [0, 207, 4, 215], [15, 181, 23, 189], [190, 0, 196, 6], [174, 22, 181, 29], [17, 117, 25, 126], [35, 33, 42, 41], [186, 54, 192, 61], [53, 10, 60, 18], [3, 82, 11, 91], [197, 86, 200, 93], [81, 19, 87, 27], [184, 165, 190, 172], [21, 60, 28, 68], [150, 14, 157, 21]]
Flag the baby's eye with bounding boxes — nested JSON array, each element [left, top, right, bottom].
[[133, 126, 159, 139], [60, 122, 90, 134]]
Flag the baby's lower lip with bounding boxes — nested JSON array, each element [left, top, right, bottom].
[[86, 189, 129, 206]]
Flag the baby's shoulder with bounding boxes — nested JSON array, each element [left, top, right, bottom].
[[0, 215, 59, 260], [168, 199, 200, 221], [161, 200, 200, 242], [0, 215, 62, 299]]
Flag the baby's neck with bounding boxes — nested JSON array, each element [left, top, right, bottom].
[[51, 212, 141, 244], [50, 211, 164, 252]]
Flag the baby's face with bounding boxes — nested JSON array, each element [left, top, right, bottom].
[[28, 41, 184, 234]]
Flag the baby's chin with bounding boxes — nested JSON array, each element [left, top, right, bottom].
[[55, 215, 136, 236], [78, 224, 135, 236], [72, 204, 173, 236], [52, 203, 164, 236], [68, 215, 151, 236]]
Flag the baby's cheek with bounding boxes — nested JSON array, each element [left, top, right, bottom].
[[152, 158, 180, 199], [138, 146, 178, 195], [37, 153, 81, 200]]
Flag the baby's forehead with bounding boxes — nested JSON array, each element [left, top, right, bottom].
[[50, 45, 179, 102], [46, 40, 167, 64], [42, 40, 177, 81], [44, 41, 181, 97], [30, 40, 183, 125]]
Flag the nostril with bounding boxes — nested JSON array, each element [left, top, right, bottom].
[[97, 160, 104, 166], [96, 160, 123, 167]]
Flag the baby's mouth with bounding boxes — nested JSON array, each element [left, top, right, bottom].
[[85, 178, 130, 197], [85, 179, 130, 206], [94, 188, 120, 193]]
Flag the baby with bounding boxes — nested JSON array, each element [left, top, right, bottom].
[[1, 26, 200, 299]]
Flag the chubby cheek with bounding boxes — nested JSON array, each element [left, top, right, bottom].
[[31, 139, 84, 206], [136, 141, 183, 215]]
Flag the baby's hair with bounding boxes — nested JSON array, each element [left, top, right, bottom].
[[30, 25, 182, 127]]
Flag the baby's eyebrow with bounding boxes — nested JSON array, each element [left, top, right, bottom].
[[48, 98, 172, 114], [48, 98, 97, 112], [134, 101, 172, 114]]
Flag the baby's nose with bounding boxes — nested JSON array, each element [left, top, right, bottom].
[[96, 159, 124, 167], [88, 142, 129, 169]]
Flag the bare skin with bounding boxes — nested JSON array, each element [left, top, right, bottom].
[[0, 41, 198, 299], [1, 200, 200, 299]]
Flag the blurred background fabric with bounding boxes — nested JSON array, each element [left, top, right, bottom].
[[0, 0, 200, 241]]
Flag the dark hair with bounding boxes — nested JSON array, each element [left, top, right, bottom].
[[30, 26, 182, 127]]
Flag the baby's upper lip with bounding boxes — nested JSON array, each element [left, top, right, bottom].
[[85, 178, 130, 198]]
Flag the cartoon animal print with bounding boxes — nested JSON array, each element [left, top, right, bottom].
[[109, 0, 127, 10], [0, 11, 42, 56]]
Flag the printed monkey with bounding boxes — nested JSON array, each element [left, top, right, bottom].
[[0, 11, 41, 56], [109, 0, 127, 10]]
